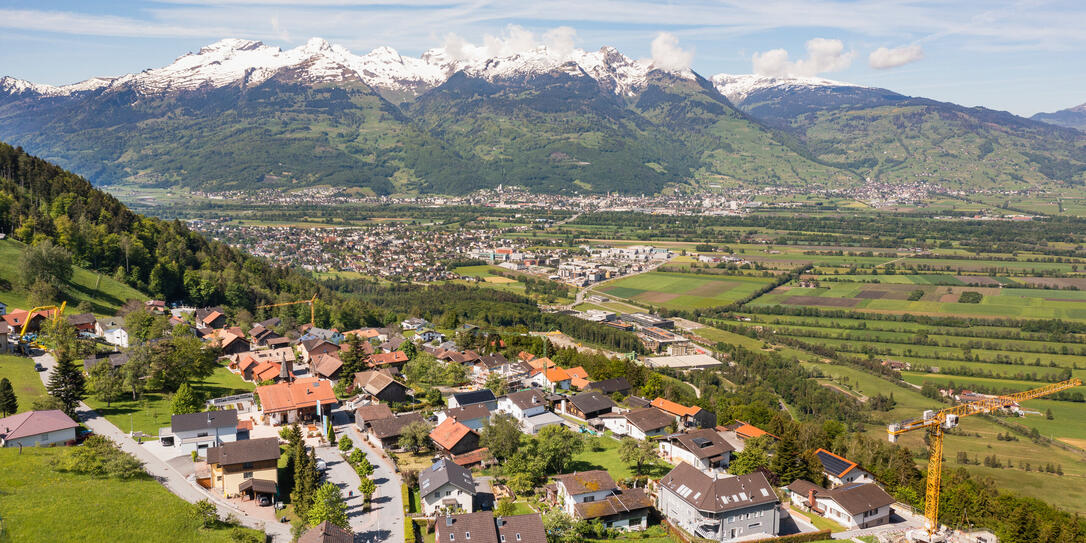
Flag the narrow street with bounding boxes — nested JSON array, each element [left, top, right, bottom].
[[338, 410, 405, 543], [34, 352, 292, 542]]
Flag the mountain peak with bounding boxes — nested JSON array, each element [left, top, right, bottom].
[[710, 73, 860, 104], [199, 38, 266, 54]]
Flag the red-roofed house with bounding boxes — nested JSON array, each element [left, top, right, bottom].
[[528, 359, 572, 392], [651, 398, 716, 429], [256, 378, 338, 425], [0, 410, 79, 447], [430, 418, 480, 456], [367, 351, 409, 370]]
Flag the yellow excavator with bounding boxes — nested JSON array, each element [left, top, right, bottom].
[[15, 301, 66, 352], [888, 377, 1082, 542]]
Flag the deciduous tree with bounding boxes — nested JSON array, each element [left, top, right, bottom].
[[308, 482, 350, 530]]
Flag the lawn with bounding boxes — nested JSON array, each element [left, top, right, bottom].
[[84, 365, 254, 437], [600, 271, 775, 310], [569, 436, 674, 480], [0, 447, 260, 542], [0, 354, 47, 412], [0, 239, 145, 316], [586, 524, 678, 543]]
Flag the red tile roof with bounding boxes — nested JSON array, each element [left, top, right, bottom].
[[430, 417, 476, 451], [651, 397, 701, 417], [256, 377, 338, 413], [368, 351, 408, 367]]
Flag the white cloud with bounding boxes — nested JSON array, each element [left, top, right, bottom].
[[650, 32, 693, 71], [752, 38, 854, 77], [440, 24, 581, 62], [869, 44, 924, 69]]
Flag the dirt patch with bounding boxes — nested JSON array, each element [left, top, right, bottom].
[[484, 276, 517, 284], [855, 290, 891, 299], [637, 292, 680, 304], [1019, 277, 1086, 289], [782, 295, 858, 307], [686, 281, 734, 297], [938, 294, 959, 302], [956, 276, 1001, 286], [1058, 437, 1086, 451]]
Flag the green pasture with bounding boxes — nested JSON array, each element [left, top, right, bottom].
[[599, 271, 774, 310], [0, 354, 47, 412]]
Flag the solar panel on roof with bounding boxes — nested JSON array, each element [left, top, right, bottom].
[[691, 437, 712, 448], [816, 450, 854, 476]]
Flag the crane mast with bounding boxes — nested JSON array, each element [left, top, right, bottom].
[[256, 295, 317, 327], [887, 377, 1082, 541]]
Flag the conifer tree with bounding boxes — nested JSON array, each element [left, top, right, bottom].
[[0, 378, 17, 416], [47, 354, 86, 419]]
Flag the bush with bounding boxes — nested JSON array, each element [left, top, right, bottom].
[[53, 435, 145, 479], [190, 499, 219, 529], [958, 291, 983, 303], [338, 435, 353, 452]]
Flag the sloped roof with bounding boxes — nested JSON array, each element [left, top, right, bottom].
[[588, 377, 632, 395], [430, 417, 477, 451], [573, 488, 653, 520], [206, 436, 280, 466], [624, 407, 673, 432], [815, 448, 861, 478], [495, 513, 546, 543], [436, 511, 500, 543], [658, 462, 778, 513], [369, 412, 426, 439], [822, 483, 895, 516], [442, 403, 491, 422], [651, 397, 701, 417], [566, 366, 589, 379], [355, 404, 394, 424], [353, 370, 407, 396], [368, 351, 408, 366], [665, 428, 734, 459], [451, 389, 496, 406], [256, 377, 337, 413], [553, 470, 616, 496], [0, 410, 78, 441], [311, 353, 343, 378], [504, 389, 547, 411], [297, 521, 353, 543], [419, 458, 476, 496], [172, 409, 238, 433], [569, 391, 614, 415]]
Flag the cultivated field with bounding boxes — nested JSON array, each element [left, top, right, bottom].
[[599, 271, 775, 310]]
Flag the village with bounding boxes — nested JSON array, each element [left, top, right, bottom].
[[0, 297, 980, 543]]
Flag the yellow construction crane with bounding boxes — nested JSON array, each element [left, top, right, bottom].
[[18, 301, 67, 338], [256, 295, 317, 327], [888, 377, 1082, 541]]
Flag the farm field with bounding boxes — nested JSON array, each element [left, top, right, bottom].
[[599, 271, 775, 310], [0, 239, 145, 316], [0, 447, 260, 543], [454, 264, 573, 304]]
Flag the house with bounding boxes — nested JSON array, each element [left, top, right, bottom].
[[601, 407, 673, 440], [473, 355, 530, 388], [420, 458, 477, 516], [347, 327, 387, 343], [300, 339, 340, 364], [301, 327, 345, 345], [786, 480, 894, 530], [430, 418, 481, 456], [716, 421, 777, 452], [255, 377, 338, 425], [220, 333, 251, 356], [145, 300, 167, 314], [552, 470, 651, 531], [354, 404, 395, 431], [496, 389, 549, 422], [67, 313, 97, 333], [565, 391, 614, 420], [199, 309, 227, 330], [310, 353, 344, 379], [103, 326, 130, 348], [297, 521, 353, 543], [206, 436, 280, 499], [353, 370, 411, 404], [368, 351, 409, 370], [0, 410, 78, 447], [367, 412, 427, 449], [401, 318, 430, 331], [417, 330, 445, 343], [522, 411, 565, 435], [566, 366, 590, 390], [588, 377, 632, 397], [658, 463, 779, 541], [0, 322, 10, 353], [162, 409, 239, 456], [525, 358, 571, 392], [435, 512, 547, 543], [83, 352, 128, 374], [436, 404, 491, 431], [651, 398, 716, 429], [248, 325, 282, 347], [448, 390, 497, 411], [379, 336, 406, 353], [658, 429, 734, 473], [94, 317, 122, 337], [3, 308, 57, 334], [814, 449, 874, 487]]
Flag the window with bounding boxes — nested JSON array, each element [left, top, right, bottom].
[[584, 496, 595, 503], [244, 472, 254, 479], [465, 532, 470, 540], [449, 535, 454, 541], [197, 432, 209, 438], [446, 491, 452, 497], [515, 534, 521, 541], [501, 536, 506, 542]]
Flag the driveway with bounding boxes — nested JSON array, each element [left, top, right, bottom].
[[34, 352, 292, 542], [332, 408, 405, 543]]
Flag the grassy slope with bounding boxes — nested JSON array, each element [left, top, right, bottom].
[[0, 447, 260, 543], [0, 354, 47, 412], [0, 239, 145, 316], [84, 365, 254, 437]]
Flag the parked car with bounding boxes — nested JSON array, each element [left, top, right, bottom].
[[258, 496, 271, 507], [33, 363, 44, 372], [316, 459, 327, 471]]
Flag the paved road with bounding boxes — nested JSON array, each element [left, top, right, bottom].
[[336, 409, 405, 543], [34, 352, 292, 542]]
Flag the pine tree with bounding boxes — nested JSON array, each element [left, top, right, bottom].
[[0, 377, 17, 416], [170, 382, 202, 415], [769, 432, 806, 484], [46, 355, 86, 419], [293, 446, 319, 519]]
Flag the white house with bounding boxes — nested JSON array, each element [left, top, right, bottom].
[[497, 389, 548, 422], [600, 407, 673, 440], [658, 429, 734, 474], [814, 449, 874, 487], [552, 470, 651, 531], [657, 463, 780, 542], [435, 404, 491, 431], [786, 480, 895, 530], [419, 459, 476, 516], [0, 410, 78, 447], [161, 409, 240, 456], [103, 326, 129, 348]]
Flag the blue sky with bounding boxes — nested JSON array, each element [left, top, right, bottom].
[[1, 0, 1084, 115]]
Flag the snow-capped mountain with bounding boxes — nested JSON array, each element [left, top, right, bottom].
[[710, 73, 862, 105], [1, 37, 695, 101]]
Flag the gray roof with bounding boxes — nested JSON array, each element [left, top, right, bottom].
[[171, 409, 239, 433], [624, 407, 673, 432], [504, 389, 547, 411], [442, 403, 491, 422], [659, 463, 777, 513], [554, 470, 617, 496], [569, 391, 614, 416], [369, 412, 427, 439], [298, 521, 353, 543], [664, 428, 734, 459], [588, 377, 631, 395], [419, 458, 476, 496], [206, 436, 280, 466], [821, 483, 895, 516], [452, 389, 496, 406]]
